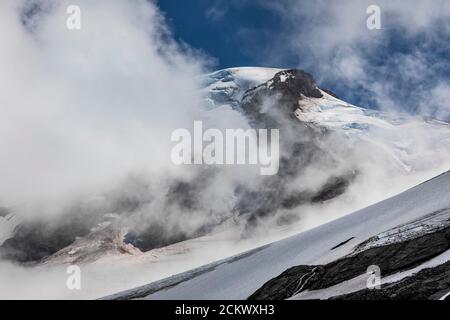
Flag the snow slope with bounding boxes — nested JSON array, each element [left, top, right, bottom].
[[202, 67, 284, 110], [295, 90, 450, 173], [107, 170, 450, 300]]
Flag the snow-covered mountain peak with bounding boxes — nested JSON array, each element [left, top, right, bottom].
[[203, 67, 285, 109], [205, 67, 450, 174]]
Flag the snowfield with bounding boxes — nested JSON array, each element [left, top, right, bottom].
[[107, 170, 450, 300], [203, 67, 284, 110]]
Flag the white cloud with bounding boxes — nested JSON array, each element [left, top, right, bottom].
[[426, 82, 450, 120], [0, 0, 208, 215]]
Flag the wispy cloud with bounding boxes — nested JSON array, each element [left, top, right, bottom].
[[205, 2, 228, 22], [254, 0, 450, 120]]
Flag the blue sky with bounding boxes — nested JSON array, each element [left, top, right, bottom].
[[158, 0, 285, 69], [157, 0, 450, 121]]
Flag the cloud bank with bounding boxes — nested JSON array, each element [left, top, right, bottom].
[[0, 0, 209, 215]]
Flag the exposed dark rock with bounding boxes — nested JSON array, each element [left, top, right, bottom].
[[312, 227, 449, 290], [248, 226, 450, 300], [123, 172, 218, 252], [281, 172, 358, 210], [124, 224, 190, 252], [267, 70, 323, 99], [248, 266, 324, 300], [0, 216, 93, 263], [238, 170, 357, 233], [0, 180, 151, 263], [232, 69, 357, 229], [320, 88, 339, 99], [333, 261, 450, 300], [166, 175, 211, 211], [241, 69, 322, 128], [331, 237, 355, 251], [312, 173, 357, 203]]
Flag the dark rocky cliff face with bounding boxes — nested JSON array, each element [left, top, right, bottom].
[[241, 69, 323, 128], [248, 224, 450, 300], [233, 69, 356, 228], [0, 216, 93, 263]]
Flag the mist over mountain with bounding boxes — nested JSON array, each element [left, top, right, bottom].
[[2, 67, 449, 271], [0, 0, 449, 301]]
